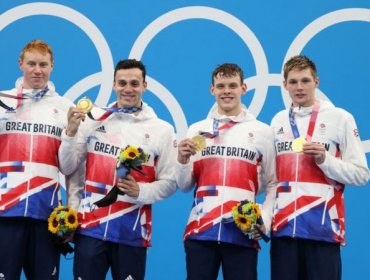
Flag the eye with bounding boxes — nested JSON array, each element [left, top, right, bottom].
[[229, 83, 238, 89], [40, 62, 49, 68], [301, 78, 312, 84], [288, 80, 297, 85], [129, 80, 140, 87], [117, 81, 127, 87], [216, 84, 225, 89]]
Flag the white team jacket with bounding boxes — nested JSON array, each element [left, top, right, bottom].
[[58, 102, 177, 247], [176, 105, 277, 248], [271, 99, 369, 244], [0, 79, 72, 220]]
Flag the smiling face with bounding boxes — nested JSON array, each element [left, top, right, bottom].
[[211, 73, 247, 116], [19, 50, 53, 89], [113, 68, 147, 108], [284, 68, 319, 107]]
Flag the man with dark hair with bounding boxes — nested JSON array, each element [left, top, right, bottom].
[[59, 59, 177, 280], [270, 55, 370, 280], [0, 39, 73, 279], [176, 63, 277, 280]]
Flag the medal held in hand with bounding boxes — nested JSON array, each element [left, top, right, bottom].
[[191, 135, 206, 152], [292, 137, 307, 153], [77, 97, 93, 113]]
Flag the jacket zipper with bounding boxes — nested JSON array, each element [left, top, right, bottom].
[[217, 157, 227, 243], [292, 153, 299, 237]]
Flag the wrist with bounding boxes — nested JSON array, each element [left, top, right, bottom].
[[65, 127, 77, 137]]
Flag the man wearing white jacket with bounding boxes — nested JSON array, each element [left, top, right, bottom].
[[176, 63, 277, 280], [0, 40, 73, 280], [270, 55, 370, 280], [58, 59, 177, 280]]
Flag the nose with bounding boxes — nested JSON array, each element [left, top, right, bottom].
[[34, 64, 41, 74], [223, 86, 232, 94], [122, 84, 133, 92], [296, 81, 304, 89]]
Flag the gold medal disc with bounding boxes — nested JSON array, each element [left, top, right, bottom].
[[77, 97, 93, 113], [192, 135, 206, 152], [292, 137, 307, 153]]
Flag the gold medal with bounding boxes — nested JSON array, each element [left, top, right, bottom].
[[191, 135, 206, 152], [292, 137, 307, 153], [77, 97, 93, 113]]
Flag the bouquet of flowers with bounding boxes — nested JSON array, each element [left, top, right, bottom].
[[231, 200, 270, 242], [48, 205, 79, 255], [94, 145, 149, 208]]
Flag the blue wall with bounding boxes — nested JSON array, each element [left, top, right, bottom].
[[1, 1, 369, 279]]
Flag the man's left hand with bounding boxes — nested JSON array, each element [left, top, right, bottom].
[[117, 175, 140, 198]]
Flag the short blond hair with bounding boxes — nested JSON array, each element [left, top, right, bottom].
[[283, 55, 317, 80]]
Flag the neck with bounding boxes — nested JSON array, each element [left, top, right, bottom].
[[218, 108, 241, 117], [293, 101, 315, 108]]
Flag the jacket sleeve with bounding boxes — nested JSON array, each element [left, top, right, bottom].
[[175, 126, 196, 193], [318, 112, 370, 186], [135, 126, 177, 205], [59, 125, 88, 210], [175, 161, 196, 192], [58, 128, 87, 176], [65, 161, 86, 210], [258, 126, 278, 234]]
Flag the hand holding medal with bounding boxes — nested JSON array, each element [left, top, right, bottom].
[[191, 135, 206, 152]]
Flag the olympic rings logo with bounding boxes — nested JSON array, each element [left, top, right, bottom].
[[1, 3, 369, 153]]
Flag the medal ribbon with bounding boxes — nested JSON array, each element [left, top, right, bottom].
[[87, 102, 143, 121], [0, 86, 49, 111], [289, 101, 319, 141], [199, 119, 237, 139]]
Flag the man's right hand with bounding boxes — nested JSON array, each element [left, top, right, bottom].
[[65, 106, 85, 137], [177, 138, 197, 164]]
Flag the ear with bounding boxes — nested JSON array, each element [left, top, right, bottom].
[[315, 77, 319, 87], [283, 80, 287, 90], [18, 59, 23, 70], [210, 84, 215, 95], [241, 83, 247, 95]]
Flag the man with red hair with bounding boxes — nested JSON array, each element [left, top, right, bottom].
[[0, 40, 73, 279]]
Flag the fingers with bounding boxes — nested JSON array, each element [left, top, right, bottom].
[[179, 139, 197, 155], [177, 138, 198, 164], [117, 176, 139, 198], [68, 106, 85, 122], [65, 106, 86, 136], [253, 224, 266, 241], [302, 142, 326, 164]]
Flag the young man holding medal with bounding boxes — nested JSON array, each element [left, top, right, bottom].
[[58, 59, 177, 280], [270, 55, 370, 280], [0, 40, 73, 279], [176, 63, 277, 280]]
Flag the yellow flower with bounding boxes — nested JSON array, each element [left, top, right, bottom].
[[231, 200, 263, 235], [234, 213, 252, 232], [48, 205, 79, 236], [54, 205, 66, 212], [123, 146, 140, 160], [65, 208, 79, 230], [251, 204, 261, 218], [48, 212, 59, 234]]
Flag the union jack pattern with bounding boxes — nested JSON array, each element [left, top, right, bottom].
[[76, 148, 156, 247], [272, 144, 345, 243]]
